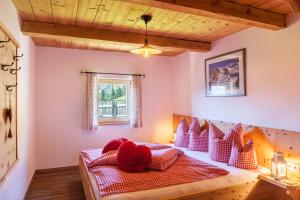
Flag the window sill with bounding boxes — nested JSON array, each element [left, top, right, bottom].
[[98, 121, 130, 125]]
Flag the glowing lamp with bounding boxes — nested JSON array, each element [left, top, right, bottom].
[[130, 15, 162, 57], [130, 39, 162, 58], [271, 152, 287, 180]]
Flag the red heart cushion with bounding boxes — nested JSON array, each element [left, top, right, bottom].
[[117, 141, 152, 173], [102, 138, 128, 154]]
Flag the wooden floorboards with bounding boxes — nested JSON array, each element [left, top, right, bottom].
[[25, 166, 86, 200]]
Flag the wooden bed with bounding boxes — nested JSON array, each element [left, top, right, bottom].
[[79, 151, 277, 200], [79, 114, 300, 200], [79, 155, 98, 200]]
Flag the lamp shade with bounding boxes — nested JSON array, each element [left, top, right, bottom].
[[130, 43, 162, 58]]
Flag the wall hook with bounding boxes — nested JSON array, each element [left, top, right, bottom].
[[5, 84, 17, 92], [13, 53, 24, 61], [0, 38, 10, 48], [1, 62, 14, 71], [10, 67, 21, 75]]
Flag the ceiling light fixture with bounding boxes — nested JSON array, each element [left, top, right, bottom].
[[130, 15, 162, 57]]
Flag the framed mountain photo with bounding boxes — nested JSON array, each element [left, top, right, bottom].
[[205, 49, 246, 97]]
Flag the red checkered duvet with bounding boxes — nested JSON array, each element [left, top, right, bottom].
[[87, 147, 184, 171], [81, 145, 229, 197]]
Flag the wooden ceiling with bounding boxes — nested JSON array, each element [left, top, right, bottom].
[[12, 0, 297, 56]]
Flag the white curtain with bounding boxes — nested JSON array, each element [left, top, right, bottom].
[[130, 76, 143, 128], [84, 74, 98, 130]]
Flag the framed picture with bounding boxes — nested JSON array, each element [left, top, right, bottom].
[[205, 48, 246, 97]]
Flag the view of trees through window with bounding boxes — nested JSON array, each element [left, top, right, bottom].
[[97, 81, 128, 120]]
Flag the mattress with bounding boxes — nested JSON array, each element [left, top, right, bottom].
[[84, 145, 270, 200]]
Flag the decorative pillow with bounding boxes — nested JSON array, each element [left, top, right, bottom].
[[174, 119, 189, 147], [208, 123, 243, 163], [102, 138, 128, 154], [188, 118, 208, 152], [228, 139, 258, 169], [117, 141, 152, 173]]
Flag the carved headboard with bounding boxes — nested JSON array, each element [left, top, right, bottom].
[[173, 114, 300, 179]]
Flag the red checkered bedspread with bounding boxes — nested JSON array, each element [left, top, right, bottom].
[[81, 147, 229, 197]]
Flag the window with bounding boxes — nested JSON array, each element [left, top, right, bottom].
[[97, 78, 130, 124]]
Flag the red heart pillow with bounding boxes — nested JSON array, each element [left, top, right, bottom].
[[117, 141, 152, 173], [102, 138, 128, 154]]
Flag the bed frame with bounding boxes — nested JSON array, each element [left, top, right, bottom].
[[79, 155, 97, 200], [79, 114, 300, 200], [79, 153, 278, 200]]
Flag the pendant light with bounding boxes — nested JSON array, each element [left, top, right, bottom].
[[130, 15, 162, 57]]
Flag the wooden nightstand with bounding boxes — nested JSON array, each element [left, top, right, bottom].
[[259, 174, 300, 200]]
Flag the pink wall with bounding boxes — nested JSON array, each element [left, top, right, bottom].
[[172, 52, 193, 116], [172, 14, 300, 132], [0, 0, 36, 199], [34, 48, 174, 169]]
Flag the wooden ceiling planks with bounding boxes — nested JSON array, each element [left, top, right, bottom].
[[75, 0, 102, 27], [29, 0, 53, 22], [12, 0, 293, 56], [11, 0, 35, 21], [122, 0, 286, 30], [235, 0, 293, 14], [51, 0, 79, 25]]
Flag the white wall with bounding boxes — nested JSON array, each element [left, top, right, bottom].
[[34, 47, 174, 169], [172, 14, 300, 132], [0, 0, 36, 199]]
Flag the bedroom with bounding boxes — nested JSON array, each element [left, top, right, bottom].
[[0, 0, 299, 199]]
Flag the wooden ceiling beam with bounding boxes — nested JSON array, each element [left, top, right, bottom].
[[21, 20, 211, 52], [122, 0, 286, 30], [285, 0, 300, 13]]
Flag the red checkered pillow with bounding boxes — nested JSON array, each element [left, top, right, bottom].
[[174, 119, 189, 147], [208, 123, 243, 163], [188, 118, 208, 152], [228, 139, 258, 169]]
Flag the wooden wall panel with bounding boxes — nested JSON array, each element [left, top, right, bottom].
[[0, 22, 19, 182], [173, 114, 300, 179]]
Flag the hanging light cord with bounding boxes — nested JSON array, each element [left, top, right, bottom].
[[145, 18, 148, 45]]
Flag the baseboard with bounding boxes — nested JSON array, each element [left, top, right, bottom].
[[24, 170, 36, 199], [35, 165, 79, 175]]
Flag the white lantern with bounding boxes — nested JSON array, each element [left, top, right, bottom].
[[271, 152, 287, 180]]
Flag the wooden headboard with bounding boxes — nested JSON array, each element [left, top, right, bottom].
[[173, 114, 300, 179]]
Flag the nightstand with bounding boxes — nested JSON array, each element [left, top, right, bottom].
[[259, 174, 300, 200]]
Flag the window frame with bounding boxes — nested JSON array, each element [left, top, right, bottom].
[[97, 78, 131, 125]]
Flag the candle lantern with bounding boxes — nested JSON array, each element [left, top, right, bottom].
[[271, 152, 287, 180]]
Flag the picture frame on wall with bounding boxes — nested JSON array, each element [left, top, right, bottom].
[[205, 48, 246, 97]]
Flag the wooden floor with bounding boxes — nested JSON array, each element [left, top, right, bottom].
[[25, 166, 86, 200]]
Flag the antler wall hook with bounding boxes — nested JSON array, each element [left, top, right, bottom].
[[5, 84, 17, 92], [10, 67, 21, 75], [0, 38, 10, 48], [13, 53, 24, 61], [1, 62, 14, 71]]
